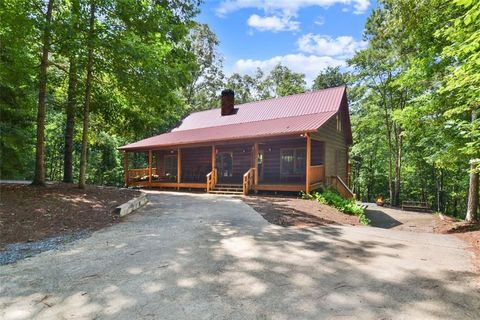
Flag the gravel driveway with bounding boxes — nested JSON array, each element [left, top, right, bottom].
[[1, 191, 479, 319], [363, 203, 438, 232]]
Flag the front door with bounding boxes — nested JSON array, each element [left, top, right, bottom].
[[216, 152, 233, 183]]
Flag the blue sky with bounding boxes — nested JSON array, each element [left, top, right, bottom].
[[197, 0, 375, 84]]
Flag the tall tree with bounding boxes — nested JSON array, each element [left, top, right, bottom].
[[78, 0, 95, 189], [32, 0, 55, 186], [264, 64, 306, 98], [439, 0, 479, 221], [63, 0, 80, 183], [0, 0, 38, 179], [185, 23, 224, 111], [312, 66, 349, 90]]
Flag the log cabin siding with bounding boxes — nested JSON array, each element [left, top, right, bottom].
[[311, 140, 325, 166], [259, 138, 306, 184], [180, 147, 211, 183], [311, 113, 348, 182], [216, 144, 253, 184], [154, 149, 178, 181]]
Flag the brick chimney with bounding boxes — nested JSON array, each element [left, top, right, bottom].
[[221, 89, 235, 116]]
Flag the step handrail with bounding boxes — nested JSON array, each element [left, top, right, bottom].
[[331, 175, 354, 199], [206, 168, 217, 193], [243, 168, 255, 196]]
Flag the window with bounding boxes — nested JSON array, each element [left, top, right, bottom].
[[281, 150, 294, 175], [216, 152, 233, 177], [164, 155, 177, 179], [336, 115, 342, 132], [281, 148, 306, 175]]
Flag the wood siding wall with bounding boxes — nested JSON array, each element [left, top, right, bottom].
[[216, 144, 253, 184], [259, 138, 306, 184], [311, 114, 348, 182], [154, 149, 177, 181], [180, 147, 211, 183], [311, 140, 325, 166]]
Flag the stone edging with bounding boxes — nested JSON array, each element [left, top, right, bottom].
[[114, 193, 148, 217]]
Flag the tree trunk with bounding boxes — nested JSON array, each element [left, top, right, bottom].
[[466, 159, 479, 222], [78, 1, 95, 189], [63, 58, 77, 182], [63, 0, 80, 183], [381, 87, 394, 205], [32, 0, 55, 186], [466, 108, 479, 222], [393, 131, 402, 207]]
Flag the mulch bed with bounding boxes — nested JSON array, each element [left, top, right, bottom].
[[0, 183, 140, 248], [435, 215, 480, 276], [242, 195, 361, 228]]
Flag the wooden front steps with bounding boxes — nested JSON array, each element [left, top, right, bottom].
[[209, 184, 243, 195]]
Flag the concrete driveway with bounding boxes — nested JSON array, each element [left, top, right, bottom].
[[1, 192, 479, 319]]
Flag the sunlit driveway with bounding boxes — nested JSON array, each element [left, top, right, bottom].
[[1, 191, 479, 319]]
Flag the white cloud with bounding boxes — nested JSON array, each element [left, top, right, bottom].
[[247, 14, 300, 32], [314, 16, 325, 26], [297, 33, 367, 58], [216, 0, 371, 17], [232, 53, 346, 85]]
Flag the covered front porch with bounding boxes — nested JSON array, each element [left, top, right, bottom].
[[123, 134, 325, 195]]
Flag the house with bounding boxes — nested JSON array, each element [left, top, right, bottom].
[[119, 86, 353, 197]]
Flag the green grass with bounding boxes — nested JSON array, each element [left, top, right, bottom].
[[302, 189, 370, 225]]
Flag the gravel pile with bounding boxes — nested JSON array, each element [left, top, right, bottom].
[[0, 230, 91, 265]]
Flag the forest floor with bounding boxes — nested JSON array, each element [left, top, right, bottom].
[[0, 183, 140, 263], [242, 195, 361, 227]]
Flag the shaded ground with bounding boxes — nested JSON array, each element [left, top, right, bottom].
[[362, 203, 480, 277], [435, 214, 480, 275], [1, 191, 478, 319], [242, 195, 361, 227], [0, 183, 140, 248], [363, 203, 436, 232]]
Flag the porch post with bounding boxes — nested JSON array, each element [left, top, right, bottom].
[[177, 148, 181, 189], [124, 151, 129, 187], [254, 142, 259, 186], [306, 133, 311, 193], [148, 150, 152, 184], [212, 145, 216, 184], [211, 145, 216, 170]]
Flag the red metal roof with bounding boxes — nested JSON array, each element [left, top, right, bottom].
[[174, 86, 346, 131], [119, 86, 347, 151]]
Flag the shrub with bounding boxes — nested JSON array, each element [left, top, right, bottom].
[[302, 190, 370, 225]]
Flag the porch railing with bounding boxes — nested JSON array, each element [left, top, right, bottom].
[[243, 168, 256, 195], [206, 168, 217, 193], [128, 168, 157, 182], [309, 165, 325, 185]]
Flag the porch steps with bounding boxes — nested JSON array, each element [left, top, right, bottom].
[[209, 184, 243, 195]]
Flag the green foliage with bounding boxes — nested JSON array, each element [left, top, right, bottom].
[[302, 190, 370, 225], [347, 0, 478, 218], [0, 0, 200, 184], [312, 66, 349, 90], [224, 64, 306, 104]]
